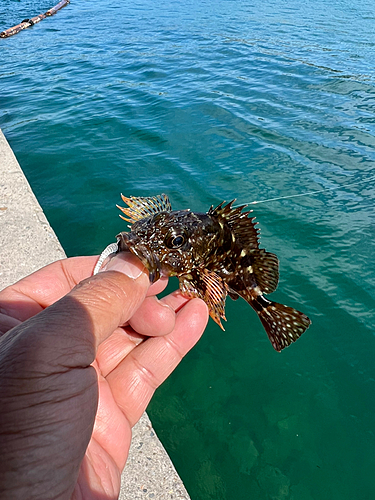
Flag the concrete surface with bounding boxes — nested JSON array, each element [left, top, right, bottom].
[[0, 129, 191, 500]]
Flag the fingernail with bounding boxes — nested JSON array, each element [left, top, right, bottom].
[[104, 252, 145, 279]]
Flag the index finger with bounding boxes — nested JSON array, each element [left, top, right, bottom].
[[0, 256, 95, 322], [0, 255, 167, 322]]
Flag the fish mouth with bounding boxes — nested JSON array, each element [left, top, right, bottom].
[[117, 232, 162, 283]]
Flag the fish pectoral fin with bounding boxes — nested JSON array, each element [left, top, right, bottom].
[[256, 300, 311, 352], [179, 268, 228, 330], [117, 193, 172, 223], [179, 276, 201, 299], [252, 249, 279, 294]]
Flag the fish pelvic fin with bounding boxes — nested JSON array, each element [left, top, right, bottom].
[[117, 193, 172, 223], [253, 296, 311, 351], [179, 268, 228, 330]]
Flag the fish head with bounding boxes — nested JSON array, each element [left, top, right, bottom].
[[117, 210, 217, 283]]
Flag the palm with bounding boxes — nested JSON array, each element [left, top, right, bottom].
[[0, 256, 208, 499]]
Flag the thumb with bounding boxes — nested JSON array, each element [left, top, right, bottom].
[[2, 253, 151, 371], [57, 252, 151, 360], [0, 253, 150, 499]]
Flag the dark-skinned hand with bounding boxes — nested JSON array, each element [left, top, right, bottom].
[[0, 253, 208, 500]]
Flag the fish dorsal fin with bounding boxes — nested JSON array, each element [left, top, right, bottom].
[[252, 250, 279, 294], [179, 268, 228, 330], [208, 200, 260, 250], [117, 193, 172, 223]]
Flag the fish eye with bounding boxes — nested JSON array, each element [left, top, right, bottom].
[[166, 234, 185, 249], [172, 235, 184, 247]]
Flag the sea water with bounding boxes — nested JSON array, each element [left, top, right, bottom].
[[1, 0, 375, 498]]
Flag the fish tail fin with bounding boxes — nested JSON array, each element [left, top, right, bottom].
[[255, 298, 311, 351]]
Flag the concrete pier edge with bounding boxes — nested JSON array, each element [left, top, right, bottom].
[[0, 129, 191, 500]]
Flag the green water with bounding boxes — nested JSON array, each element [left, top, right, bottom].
[[2, 0, 375, 498]]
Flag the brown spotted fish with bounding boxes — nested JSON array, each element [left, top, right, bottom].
[[94, 194, 311, 351]]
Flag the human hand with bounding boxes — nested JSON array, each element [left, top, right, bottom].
[[0, 254, 208, 500]]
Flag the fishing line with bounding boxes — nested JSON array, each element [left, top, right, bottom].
[[242, 173, 375, 206]]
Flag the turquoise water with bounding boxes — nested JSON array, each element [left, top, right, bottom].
[[2, 0, 375, 498]]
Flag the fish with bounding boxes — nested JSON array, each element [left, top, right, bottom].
[[94, 193, 311, 351]]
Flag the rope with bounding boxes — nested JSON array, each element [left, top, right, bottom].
[[0, 0, 70, 38]]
